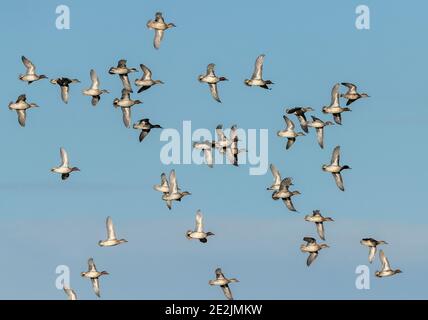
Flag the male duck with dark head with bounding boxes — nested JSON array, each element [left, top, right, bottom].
[[285, 107, 314, 133], [19, 56, 48, 84], [81, 258, 109, 298], [271, 177, 300, 212], [198, 63, 228, 103], [244, 54, 273, 89], [322, 146, 351, 191], [50, 77, 80, 104], [133, 118, 162, 142]]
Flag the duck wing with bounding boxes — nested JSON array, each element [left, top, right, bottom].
[[283, 198, 296, 211], [270, 164, 281, 187], [63, 286, 77, 300], [17, 110, 26, 127], [22, 56, 35, 75], [90, 69, 100, 90], [221, 284, 233, 300], [331, 146, 341, 165], [88, 258, 97, 272], [140, 64, 152, 80], [60, 147, 69, 168], [330, 83, 340, 107], [121, 107, 131, 128], [169, 169, 178, 194], [204, 149, 213, 168], [307, 252, 318, 266], [154, 29, 164, 49], [316, 222, 325, 240], [216, 125, 226, 142], [91, 278, 101, 297], [106, 216, 117, 240], [61, 85, 69, 104], [368, 246, 377, 264], [341, 82, 357, 94], [379, 250, 392, 271], [209, 83, 221, 102], [195, 210, 204, 232], [251, 54, 265, 80], [283, 115, 295, 131], [316, 128, 324, 149], [332, 173, 345, 191], [206, 63, 216, 76], [215, 268, 226, 280]]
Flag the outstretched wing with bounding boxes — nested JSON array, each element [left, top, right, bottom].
[[251, 54, 265, 80], [60, 147, 69, 167], [331, 146, 340, 165], [106, 216, 117, 240], [140, 64, 152, 80], [90, 69, 100, 90], [330, 83, 340, 107], [195, 210, 204, 232], [221, 285, 233, 300], [154, 29, 164, 49], [22, 56, 35, 75]]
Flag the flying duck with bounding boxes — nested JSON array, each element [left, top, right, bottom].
[[193, 140, 215, 168], [147, 12, 176, 49], [375, 250, 402, 278], [109, 59, 137, 92], [300, 237, 329, 267], [322, 146, 351, 191], [63, 285, 77, 300], [8, 94, 39, 127], [186, 210, 215, 243], [340, 82, 369, 106], [19, 56, 48, 84], [133, 118, 162, 142], [322, 83, 351, 125], [51, 147, 80, 180], [277, 115, 305, 150], [306, 116, 334, 149], [113, 89, 142, 128], [360, 238, 387, 263], [244, 54, 273, 89], [161, 170, 191, 210], [304, 210, 334, 240], [272, 177, 300, 212], [267, 164, 282, 191], [209, 268, 239, 300], [81, 258, 109, 298], [285, 107, 314, 133], [198, 63, 228, 102], [98, 216, 128, 247], [50, 77, 80, 104], [83, 69, 109, 106], [135, 64, 164, 93]]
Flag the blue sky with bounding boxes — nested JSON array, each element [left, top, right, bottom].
[[0, 0, 426, 299]]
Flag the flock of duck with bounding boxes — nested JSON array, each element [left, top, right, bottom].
[[9, 11, 401, 300]]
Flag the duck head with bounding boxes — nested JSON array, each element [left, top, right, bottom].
[[322, 164, 328, 171], [167, 23, 176, 28], [206, 231, 215, 237], [39, 75, 48, 80], [185, 231, 193, 239], [71, 167, 80, 172], [244, 79, 251, 86], [113, 98, 120, 106], [133, 100, 143, 105]]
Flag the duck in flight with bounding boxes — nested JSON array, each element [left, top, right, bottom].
[[277, 115, 305, 150], [135, 64, 163, 93], [147, 12, 176, 49], [161, 170, 191, 210], [244, 54, 273, 89], [109, 59, 137, 92], [83, 69, 109, 106], [8, 94, 39, 127], [306, 116, 334, 149], [113, 89, 142, 128], [304, 210, 334, 240], [50, 147, 80, 180], [50, 77, 80, 104], [186, 210, 215, 243], [285, 107, 314, 133], [19, 56, 48, 84], [154, 173, 170, 194], [322, 83, 351, 125], [133, 118, 162, 142], [272, 177, 300, 212], [81, 258, 109, 298], [340, 82, 369, 106], [209, 268, 239, 300], [98, 216, 128, 247], [360, 238, 387, 263], [198, 63, 228, 103], [375, 250, 402, 278], [322, 146, 351, 191], [300, 237, 329, 267]]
